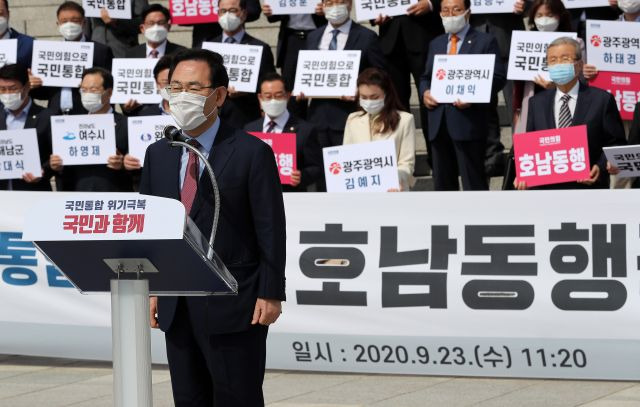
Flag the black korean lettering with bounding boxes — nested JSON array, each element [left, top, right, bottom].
[[429, 225, 457, 270], [591, 224, 626, 278], [379, 226, 428, 267], [551, 280, 626, 311], [462, 279, 534, 310], [381, 272, 447, 308]]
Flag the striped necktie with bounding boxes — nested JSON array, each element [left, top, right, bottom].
[[557, 94, 572, 128]]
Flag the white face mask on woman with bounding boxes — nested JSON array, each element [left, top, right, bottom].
[[534, 16, 559, 32], [359, 97, 384, 115], [169, 90, 218, 131]]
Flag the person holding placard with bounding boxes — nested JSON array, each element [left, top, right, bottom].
[[0, 0, 33, 68], [419, 0, 506, 191], [514, 36, 625, 190], [89, 0, 148, 57], [301, 0, 387, 148], [344, 67, 416, 191], [29, 1, 114, 116], [0, 64, 52, 191], [50, 68, 132, 192], [615, 0, 640, 20], [245, 72, 323, 191], [190, 0, 261, 49], [569, 1, 620, 39]]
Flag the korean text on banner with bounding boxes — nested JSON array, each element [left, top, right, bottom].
[[201, 42, 263, 93], [603, 145, 640, 178], [293, 50, 361, 97], [513, 125, 590, 187], [507, 31, 578, 81], [430, 54, 495, 103], [586, 20, 640, 74], [169, 0, 218, 25], [0, 129, 42, 180], [323, 139, 399, 192], [31, 41, 94, 88], [111, 58, 161, 104], [50, 114, 117, 166], [83, 0, 132, 19], [266, 0, 316, 15], [562, 0, 609, 8], [354, 0, 417, 22], [249, 132, 297, 184], [0, 39, 17, 68], [127, 115, 176, 164], [470, 0, 515, 14], [589, 71, 640, 121]]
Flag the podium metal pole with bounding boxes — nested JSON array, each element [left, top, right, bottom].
[[111, 279, 153, 407]]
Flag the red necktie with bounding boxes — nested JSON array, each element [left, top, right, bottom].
[[181, 139, 201, 215]]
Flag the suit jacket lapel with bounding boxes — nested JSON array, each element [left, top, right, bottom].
[[572, 82, 591, 126], [546, 90, 556, 128], [344, 23, 359, 50], [458, 27, 476, 54], [0, 110, 6, 131], [25, 105, 40, 128]]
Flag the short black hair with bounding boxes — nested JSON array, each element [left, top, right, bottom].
[[259, 72, 288, 92], [153, 55, 172, 80], [57, 1, 85, 17], [142, 3, 171, 23], [0, 63, 28, 86], [169, 49, 229, 88], [82, 67, 113, 90], [464, 0, 470, 9]]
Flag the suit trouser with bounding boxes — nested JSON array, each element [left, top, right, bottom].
[[165, 297, 268, 407], [431, 120, 488, 191]]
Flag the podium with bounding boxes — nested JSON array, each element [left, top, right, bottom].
[[23, 193, 237, 407]]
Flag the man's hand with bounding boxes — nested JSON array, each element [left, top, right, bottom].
[[100, 8, 113, 25], [423, 90, 438, 109], [296, 91, 307, 102], [50, 154, 63, 172], [290, 169, 301, 187], [513, 0, 525, 14], [607, 161, 620, 175], [123, 99, 141, 113], [609, 0, 618, 7], [124, 154, 141, 171], [315, 2, 324, 15], [340, 95, 356, 102], [374, 14, 391, 25], [262, 4, 273, 17], [453, 99, 471, 109], [583, 64, 598, 80], [22, 172, 42, 183], [514, 179, 528, 190], [251, 298, 282, 326], [577, 164, 600, 185], [150, 296, 159, 329], [227, 86, 242, 98], [533, 74, 555, 90], [28, 69, 43, 89], [407, 0, 432, 16], [107, 152, 124, 170]]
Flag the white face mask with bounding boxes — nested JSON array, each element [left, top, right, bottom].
[[359, 97, 384, 115], [144, 24, 168, 43], [0, 17, 8, 35], [441, 10, 468, 34], [80, 91, 104, 113], [534, 16, 559, 32], [169, 90, 218, 131], [324, 4, 350, 26], [618, 0, 640, 13], [260, 98, 287, 118], [159, 86, 170, 101], [59, 22, 83, 41], [0, 91, 24, 111], [218, 12, 243, 32]]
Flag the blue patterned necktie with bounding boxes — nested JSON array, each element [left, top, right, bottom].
[[329, 29, 340, 51]]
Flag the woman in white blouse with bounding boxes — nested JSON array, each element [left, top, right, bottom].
[[343, 68, 416, 191]]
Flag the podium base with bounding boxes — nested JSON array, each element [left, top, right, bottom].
[[111, 279, 153, 407]]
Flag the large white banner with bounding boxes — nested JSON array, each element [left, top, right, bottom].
[[586, 20, 640, 74], [507, 31, 578, 81], [31, 41, 94, 88], [1, 191, 640, 380]]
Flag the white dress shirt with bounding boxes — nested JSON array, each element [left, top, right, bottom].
[[146, 40, 167, 58], [5, 98, 31, 130], [262, 109, 290, 133], [554, 80, 579, 128], [318, 19, 352, 50]]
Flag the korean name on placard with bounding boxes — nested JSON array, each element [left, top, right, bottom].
[[0, 139, 25, 173], [591, 34, 639, 66], [330, 155, 395, 191]]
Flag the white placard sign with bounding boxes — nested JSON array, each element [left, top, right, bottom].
[[293, 50, 361, 97], [111, 58, 161, 104], [430, 54, 495, 103], [0, 39, 17, 67], [127, 115, 176, 163], [322, 139, 399, 192], [354, 0, 417, 22], [266, 0, 316, 15], [0, 129, 42, 180], [562, 0, 609, 8], [31, 41, 94, 88], [50, 114, 117, 166], [586, 20, 640, 74], [201, 42, 263, 93], [507, 31, 578, 81], [470, 0, 515, 14], [603, 145, 640, 178], [82, 0, 132, 19]]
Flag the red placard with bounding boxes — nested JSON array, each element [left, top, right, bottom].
[[169, 0, 218, 25], [513, 125, 590, 187], [589, 71, 640, 121], [249, 132, 297, 185]]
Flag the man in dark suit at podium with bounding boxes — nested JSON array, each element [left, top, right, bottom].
[[139, 49, 286, 407]]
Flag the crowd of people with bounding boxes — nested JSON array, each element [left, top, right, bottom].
[[0, 0, 639, 192]]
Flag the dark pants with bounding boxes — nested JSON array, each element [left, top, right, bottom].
[[165, 297, 268, 407], [431, 120, 488, 191], [485, 90, 507, 176]]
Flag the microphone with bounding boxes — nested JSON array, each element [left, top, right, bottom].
[[163, 125, 189, 143]]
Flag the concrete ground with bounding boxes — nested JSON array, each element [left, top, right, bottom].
[[1, 355, 639, 407]]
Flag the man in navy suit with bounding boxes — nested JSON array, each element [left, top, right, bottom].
[[419, 0, 506, 191], [0, 0, 34, 67], [516, 36, 626, 190], [139, 49, 286, 406]]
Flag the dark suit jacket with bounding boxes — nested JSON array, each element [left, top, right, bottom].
[[419, 27, 506, 142], [378, 0, 443, 55], [139, 121, 286, 334], [190, 0, 261, 48], [205, 32, 276, 129], [0, 102, 52, 191], [9, 29, 34, 68], [57, 111, 133, 191], [124, 41, 187, 58], [244, 113, 323, 191], [267, 14, 327, 67], [526, 82, 626, 188], [305, 21, 387, 133]]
